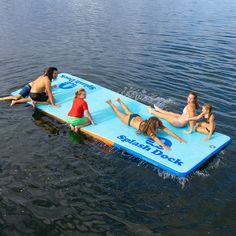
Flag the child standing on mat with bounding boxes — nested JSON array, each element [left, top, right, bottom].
[[68, 88, 95, 132], [186, 103, 216, 141]]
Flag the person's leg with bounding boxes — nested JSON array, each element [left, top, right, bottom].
[[195, 122, 209, 135], [154, 105, 181, 117], [69, 124, 75, 132], [74, 118, 91, 132], [31, 100, 50, 108], [0, 94, 22, 101], [29, 93, 50, 108], [115, 98, 132, 115], [148, 107, 184, 127], [106, 99, 129, 125], [11, 97, 31, 106]]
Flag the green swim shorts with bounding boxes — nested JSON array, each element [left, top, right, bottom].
[[67, 116, 86, 126]]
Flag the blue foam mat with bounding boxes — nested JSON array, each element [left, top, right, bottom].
[[12, 73, 232, 176]]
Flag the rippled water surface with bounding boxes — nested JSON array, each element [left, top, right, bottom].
[[0, 0, 236, 235]]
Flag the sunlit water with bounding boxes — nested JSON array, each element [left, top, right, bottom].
[[0, 0, 236, 235]]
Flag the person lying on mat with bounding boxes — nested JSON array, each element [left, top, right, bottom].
[[0, 67, 49, 105], [106, 98, 186, 151], [186, 103, 216, 141], [29, 67, 60, 108], [148, 91, 199, 134], [68, 88, 95, 132]]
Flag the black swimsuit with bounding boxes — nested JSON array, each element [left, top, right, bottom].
[[128, 113, 140, 126], [30, 92, 48, 102]]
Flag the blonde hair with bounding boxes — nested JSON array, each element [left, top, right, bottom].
[[74, 88, 86, 100], [203, 103, 213, 119]]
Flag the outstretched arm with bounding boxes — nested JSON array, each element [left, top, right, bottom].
[[45, 79, 55, 106], [185, 105, 196, 134], [161, 126, 186, 143], [85, 110, 95, 125], [187, 112, 204, 121], [152, 136, 171, 151]]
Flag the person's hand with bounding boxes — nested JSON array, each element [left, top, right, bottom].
[[204, 137, 210, 141], [184, 130, 192, 134], [53, 104, 61, 108], [180, 138, 186, 144], [91, 120, 96, 125], [163, 145, 171, 151]]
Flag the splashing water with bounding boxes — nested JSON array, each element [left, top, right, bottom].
[[119, 86, 176, 108]]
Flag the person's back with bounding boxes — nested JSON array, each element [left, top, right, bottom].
[[30, 75, 48, 93], [29, 67, 59, 107]]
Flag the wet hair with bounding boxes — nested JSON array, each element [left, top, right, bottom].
[[45, 67, 58, 81], [203, 103, 213, 119], [74, 88, 86, 100], [138, 117, 163, 138], [189, 91, 199, 109]]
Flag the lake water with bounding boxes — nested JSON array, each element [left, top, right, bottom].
[[0, 0, 236, 235]]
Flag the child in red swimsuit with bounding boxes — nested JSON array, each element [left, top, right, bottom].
[[68, 88, 95, 132]]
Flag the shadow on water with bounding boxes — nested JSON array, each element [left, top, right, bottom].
[[32, 110, 60, 136]]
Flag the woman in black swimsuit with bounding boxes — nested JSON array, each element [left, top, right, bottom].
[[187, 103, 216, 141], [106, 98, 186, 151]]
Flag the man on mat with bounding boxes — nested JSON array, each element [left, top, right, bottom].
[[0, 67, 49, 105], [29, 67, 60, 108]]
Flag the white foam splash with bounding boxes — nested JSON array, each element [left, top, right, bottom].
[[119, 86, 176, 107]]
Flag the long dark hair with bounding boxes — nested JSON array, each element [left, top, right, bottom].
[[138, 117, 163, 138], [189, 91, 199, 109], [45, 67, 58, 81]]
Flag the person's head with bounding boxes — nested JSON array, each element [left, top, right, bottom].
[[138, 117, 163, 137], [187, 91, 199, 109], [202, 103, 213, 117], [45, 67, 58, 81], [74, 88, 86, 100]]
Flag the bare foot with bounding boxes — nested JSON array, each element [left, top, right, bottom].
[[0, 98, 3, 101], [32, 101, 36, 109], [154, 104, 162, 112], [75, 126, 82, 132], [10, 100, 16, 106], [105, 99, 112, 105], [69, 124, 75, 132], [115, 97, 121, 103], [148, 106, 154, 114]]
